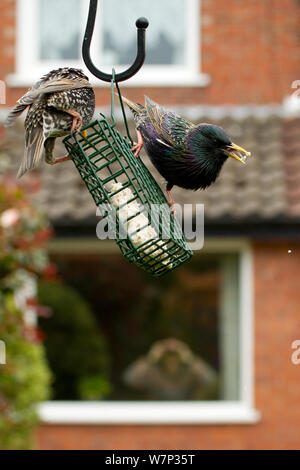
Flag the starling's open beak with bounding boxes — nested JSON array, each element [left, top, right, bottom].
[[224, 143, 251, 164]]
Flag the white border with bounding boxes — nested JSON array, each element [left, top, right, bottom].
[[7, 0, 210, 88], [39, 239, 260, 424]]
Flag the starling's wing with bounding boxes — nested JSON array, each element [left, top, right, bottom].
[[4, 102, 29, 127], [16, 98, 47, 178], [5, 78, 92, 127], [29, 78, 93, 98], [18, 78, 92, 105], [17, 124, 44, 178], [144, 96, 195, 149]]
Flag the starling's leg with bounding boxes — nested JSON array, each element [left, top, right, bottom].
[[166, 184, 176, 215], [131, 129, 144, 157], [46, 152, 71, 165], [64, 109, 83, 133], [44, 137, 71, 166], [51, 154, 72, 164]]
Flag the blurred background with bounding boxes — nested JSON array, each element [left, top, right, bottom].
[[1, 0, 300, 450]]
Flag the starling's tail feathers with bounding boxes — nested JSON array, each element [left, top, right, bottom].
[[17, 126, 44, 178], [4, 103, 28, 127], [144, 95, 159, 108], [116, 94, 142, 114], [117, 94, 148, 129]]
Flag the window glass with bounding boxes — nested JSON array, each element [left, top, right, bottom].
[[40, 251, 240, 402], [39, 0, 81, 60], [38, 0, 185, 66], [102, 0, 186, 66]]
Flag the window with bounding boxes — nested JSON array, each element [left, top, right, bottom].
[[9, 0, 210, 87], [38, 239, 259, 424], [39, 0, 81, 61]]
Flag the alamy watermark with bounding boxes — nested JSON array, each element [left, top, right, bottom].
[[95, 203, 205, 251], [0, 80, 6, 104], [291, 80, 300, 102], [291, 340, 300, 365], [0, 340, 6, 365]]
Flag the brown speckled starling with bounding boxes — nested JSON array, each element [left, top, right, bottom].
[[5, 67, 95, 178]]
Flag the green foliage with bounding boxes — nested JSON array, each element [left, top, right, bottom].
[[0, 296, 51, 449], [77, 375, 111, 400], [38, 281, 111, 400], [0, 184, 53, 281], [0, 182, 52, 450]]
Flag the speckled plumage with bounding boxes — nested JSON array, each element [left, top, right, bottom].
[[122, 96, 249, 202], [5, 67, 95, 177]]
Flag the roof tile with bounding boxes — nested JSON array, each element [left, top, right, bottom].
[[2, 115, 300, 224]]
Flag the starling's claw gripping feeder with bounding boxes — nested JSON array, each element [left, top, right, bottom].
[[63, 0, 193, 277]]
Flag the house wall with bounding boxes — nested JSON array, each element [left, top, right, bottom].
[[36, 240, 300, 450], [1, 0, 299, 451], [1, 0, 300, 107]]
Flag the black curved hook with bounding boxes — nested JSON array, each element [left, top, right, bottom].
[[82, 0, 149, 83]]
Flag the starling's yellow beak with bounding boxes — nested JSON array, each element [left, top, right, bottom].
[[224, 143, 251, 164]]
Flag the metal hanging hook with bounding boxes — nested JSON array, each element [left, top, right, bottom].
[[82, 0, 149, 83]]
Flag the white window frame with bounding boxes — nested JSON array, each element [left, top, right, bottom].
[[7, 0, 210, 87], [39, 238, 260, 424]]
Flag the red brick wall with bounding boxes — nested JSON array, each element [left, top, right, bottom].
[[0, 0, 16, 80], [1, 0, 300, 106], [36, 241, 300, 450]]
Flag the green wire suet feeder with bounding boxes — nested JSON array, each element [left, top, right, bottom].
[[63, 0, 193, 277]]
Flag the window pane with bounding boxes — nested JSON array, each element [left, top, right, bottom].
[[41, 251, 240, 402], [39, 0, 80, 60], [101, 0, 186, 66]]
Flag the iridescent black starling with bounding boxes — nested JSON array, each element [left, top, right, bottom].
[[5, 67, 95, 177], [121, 95, 250, 212]]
